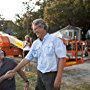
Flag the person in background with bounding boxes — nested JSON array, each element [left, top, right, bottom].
[[0, 50, 29, 90], [23, 35, 32, 71], [23, 35, 32, 57], [5, 18, 66, 90]]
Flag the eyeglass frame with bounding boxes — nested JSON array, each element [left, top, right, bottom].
[[32, 26, 41, 33]]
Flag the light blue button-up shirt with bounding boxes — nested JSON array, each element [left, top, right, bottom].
[[25, 33, 66, 73]]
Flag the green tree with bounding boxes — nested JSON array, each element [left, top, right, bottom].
[[44, 0, 69, 33], [15, 0, 47, 40], [44, 0, 90, 33]]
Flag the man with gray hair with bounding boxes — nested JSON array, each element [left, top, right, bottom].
[[6, 18, 66, 90]]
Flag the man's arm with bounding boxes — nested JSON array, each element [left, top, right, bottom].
[[0, 58, 29, 83], [17, 69, 29, 82], [54, 58, 65, 89], [13, 58, 30, 72], [0, 72, 14, 83], [0, 69, 29, 84], [5, 58, 30, 78]]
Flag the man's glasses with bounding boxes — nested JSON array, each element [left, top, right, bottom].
[[33, 27, 40, 33]]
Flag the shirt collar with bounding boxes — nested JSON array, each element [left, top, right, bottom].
[[43, 33, 49, 40], [41, 33, 49, 43], [38, 33, 49, 44]]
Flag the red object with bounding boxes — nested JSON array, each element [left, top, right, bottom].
[[0, 35, 22, 57], [0, 36, 10, 47], [65, 40, 85, 67]]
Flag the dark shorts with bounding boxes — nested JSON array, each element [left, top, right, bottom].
[[23, 51, 29, 57], [35, 71, 58, 90]]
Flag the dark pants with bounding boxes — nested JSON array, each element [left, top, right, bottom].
[[23, 51, 29, 58], [35, 71, 58, 90]]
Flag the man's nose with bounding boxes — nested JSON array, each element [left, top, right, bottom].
[[33, 30, 38, 34], [33, 30, 35, 33]]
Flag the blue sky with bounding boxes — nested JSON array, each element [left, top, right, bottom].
[[0, 0, 40, 21]]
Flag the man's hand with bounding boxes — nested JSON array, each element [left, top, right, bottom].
[[0, 70, 15, 83], [5, 70, 16, 79], [54, 58, 65, 90], [4, 72, 14, 79], [54, 77, 61, 90]]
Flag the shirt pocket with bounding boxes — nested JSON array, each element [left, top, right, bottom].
[[32, 46, 40, 58], [45, 43, 54, 56]]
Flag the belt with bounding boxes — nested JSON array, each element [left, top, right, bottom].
[[37, 70, 57, 75]]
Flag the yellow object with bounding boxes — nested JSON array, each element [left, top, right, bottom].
[[0, 31, 24, 49], [66, 61, 76, 65]]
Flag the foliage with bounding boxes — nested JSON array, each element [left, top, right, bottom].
[[44, 0, 68, 33], [44, 0, 90, 33], [1, 0, 89, 40], [15, 0, 46, 40]]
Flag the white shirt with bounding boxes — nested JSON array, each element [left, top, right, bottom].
[[23, 41, 31, 51], [25, 33, 66, 73]]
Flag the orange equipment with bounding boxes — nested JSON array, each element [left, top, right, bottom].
[[65, 40, 85, 66], [0, 36, 10, 47], [0, 35, 22, 58], [52, 31, 87, 67]]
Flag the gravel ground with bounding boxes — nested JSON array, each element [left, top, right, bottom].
[[31, 57, 90, 90], [61, 59, 90, 90], [15, 54, 90, 90]]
